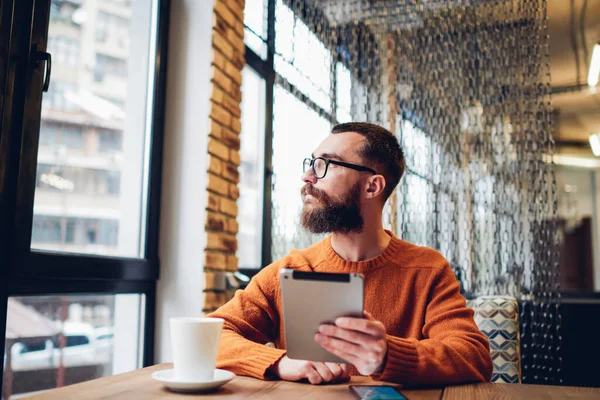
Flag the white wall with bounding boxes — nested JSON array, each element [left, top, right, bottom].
[[155, 0, 215, 363]]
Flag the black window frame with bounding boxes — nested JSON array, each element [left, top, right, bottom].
[[240, 0, 350, 277], [0, 0, 170, 390]]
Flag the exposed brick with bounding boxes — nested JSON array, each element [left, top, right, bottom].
[[205, 271, 227, 291], [211, 86, 224, 104], [222, 129, 241, 150], [231, 117, 242, 134], [204, 291, 228, 310], [229, 149, 241, 166], [231, 82, 242, 103], [204, 250, 226, 269], [229, 183, 239, 200], [220, 196, 238, 217], [223, 95, 241, 118], [212, 31, 234, 60], [222, 162, 240, 183], [226, 255, 239, 271], [212, 67, 233, 93], [212, 49, 226, 70], [207, 192, 220, 211], [208, 138, 229, 160], [207, 172, 230, 195], [226, 217, 239, 234], [206, 211, 227, 231], [210, 102, 232, 126], [206, 232, 237, 252], [233, 20, 244, 39], [224, 0, 244, 22], [208, 156, 222, 175], [214, 12, 229, 36], [225, 61, 243, 86], [214, 1, 236, 27], [226, 29, 245, 53], [211, 120, 223, 139], [231, 48, 245, 71]]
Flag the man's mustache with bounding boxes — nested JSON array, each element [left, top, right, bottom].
[[301, 184, 326, 200]]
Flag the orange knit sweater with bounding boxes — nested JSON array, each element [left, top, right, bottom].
[[207, 232, 493, 385]]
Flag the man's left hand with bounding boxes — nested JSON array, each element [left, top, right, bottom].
[[314, 311, 388, 376]]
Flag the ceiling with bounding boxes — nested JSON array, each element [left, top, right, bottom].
[[548, 0, 600, 155]]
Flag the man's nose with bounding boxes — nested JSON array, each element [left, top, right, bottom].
[[301, 167, 317, 184]]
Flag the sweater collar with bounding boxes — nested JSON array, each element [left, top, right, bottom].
[[318, 230, 404, 273]]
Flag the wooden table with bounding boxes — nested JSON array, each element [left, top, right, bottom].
[[21, 363, 600, 400]]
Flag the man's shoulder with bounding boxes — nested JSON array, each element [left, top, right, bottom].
[[394, 238, 449, 271]]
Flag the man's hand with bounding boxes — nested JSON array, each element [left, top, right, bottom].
[[270, 356, 350, 385], [314, 311, 388, 376]]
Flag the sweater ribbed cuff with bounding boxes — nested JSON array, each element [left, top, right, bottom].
[[370, 335, 419, 383], [236, 347, 287, 380]]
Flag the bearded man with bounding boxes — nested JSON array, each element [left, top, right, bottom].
[[207, 122, 493, 386]]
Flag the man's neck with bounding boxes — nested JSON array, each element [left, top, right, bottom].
[[330, 226, 391, 262]]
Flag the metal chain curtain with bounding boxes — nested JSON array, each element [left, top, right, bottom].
[[267, 0, 560, 384]]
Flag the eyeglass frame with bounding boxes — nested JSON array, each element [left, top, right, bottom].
[[303, 157, 378, 179]]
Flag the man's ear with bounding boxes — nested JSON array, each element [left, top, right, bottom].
[[364, 175, 386, 199]]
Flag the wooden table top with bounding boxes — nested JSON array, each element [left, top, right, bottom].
[[21, 363, 600, 400]]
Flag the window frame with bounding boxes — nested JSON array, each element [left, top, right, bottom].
[[0, 0, 170, 389], [240, 0, 348, 276]]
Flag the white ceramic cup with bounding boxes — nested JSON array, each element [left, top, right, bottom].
[[170, 317, 224, 381]]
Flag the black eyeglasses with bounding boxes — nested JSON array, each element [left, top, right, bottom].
[[303, 157, 377, 179]]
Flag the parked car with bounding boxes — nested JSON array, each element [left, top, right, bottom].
[[10, 322, 113, 371]]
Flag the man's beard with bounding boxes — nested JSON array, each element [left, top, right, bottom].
[[300, 181, 364, 234]]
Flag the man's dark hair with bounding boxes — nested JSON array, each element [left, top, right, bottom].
[[331, 122, 405, 201]]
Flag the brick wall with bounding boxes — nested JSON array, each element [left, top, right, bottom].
[[203, 0, 246, 312]]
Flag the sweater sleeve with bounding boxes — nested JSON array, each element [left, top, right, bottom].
[[206, 263, 287, 379], [371, 263, 493, 385]]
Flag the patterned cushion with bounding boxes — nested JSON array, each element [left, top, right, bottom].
[[466, 296, 521, 383]]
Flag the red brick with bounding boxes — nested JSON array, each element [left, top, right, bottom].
[[222, 129, 241, 150], [231, 117, 242, 134], [224, 0, 244, 22], [231, 48, 245, 70], [226, 255, 239, 271], [206, 211, 227, 231], [226, 217, 239, 234], [223, 94, 242, 118], [204, 250, 226, 269], [214, 1, 236, 27], [208, 172, 230, 195], [229, 183, 239, 200], [212, 49, 226, 70], [210, 102, 232, 126], [211, 86, 224, 104], [207, 192, 220, 211], [208, 138, 229, 160], [204, 291, 228, 310], [212, 31, 234, 60], [229, 149, 241, 166], [222, 162, 240, 183], [205, 271, 227, 291], [211, 120, 223, 139], [220, 196, 238, 217], [206, 232, 237, 252], [208, 156, 222, 175], [212, 67, 233, 93], [225, 61, 243, 86]]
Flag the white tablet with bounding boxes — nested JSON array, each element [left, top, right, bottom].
[[279, 268, 364, 363]]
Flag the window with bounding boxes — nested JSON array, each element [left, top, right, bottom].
[[240, 0, 356, 272], [237, 67, 266, 269], [244, 0, 268, 59], [1, 0, 167, 396]]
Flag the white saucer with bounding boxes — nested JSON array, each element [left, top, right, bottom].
[[152, 368, 235, 393]]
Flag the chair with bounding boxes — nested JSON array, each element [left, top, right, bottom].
[[466, 296, 521, 383]]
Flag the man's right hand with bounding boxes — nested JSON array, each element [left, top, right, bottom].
[[271, 356, 350, 385]]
